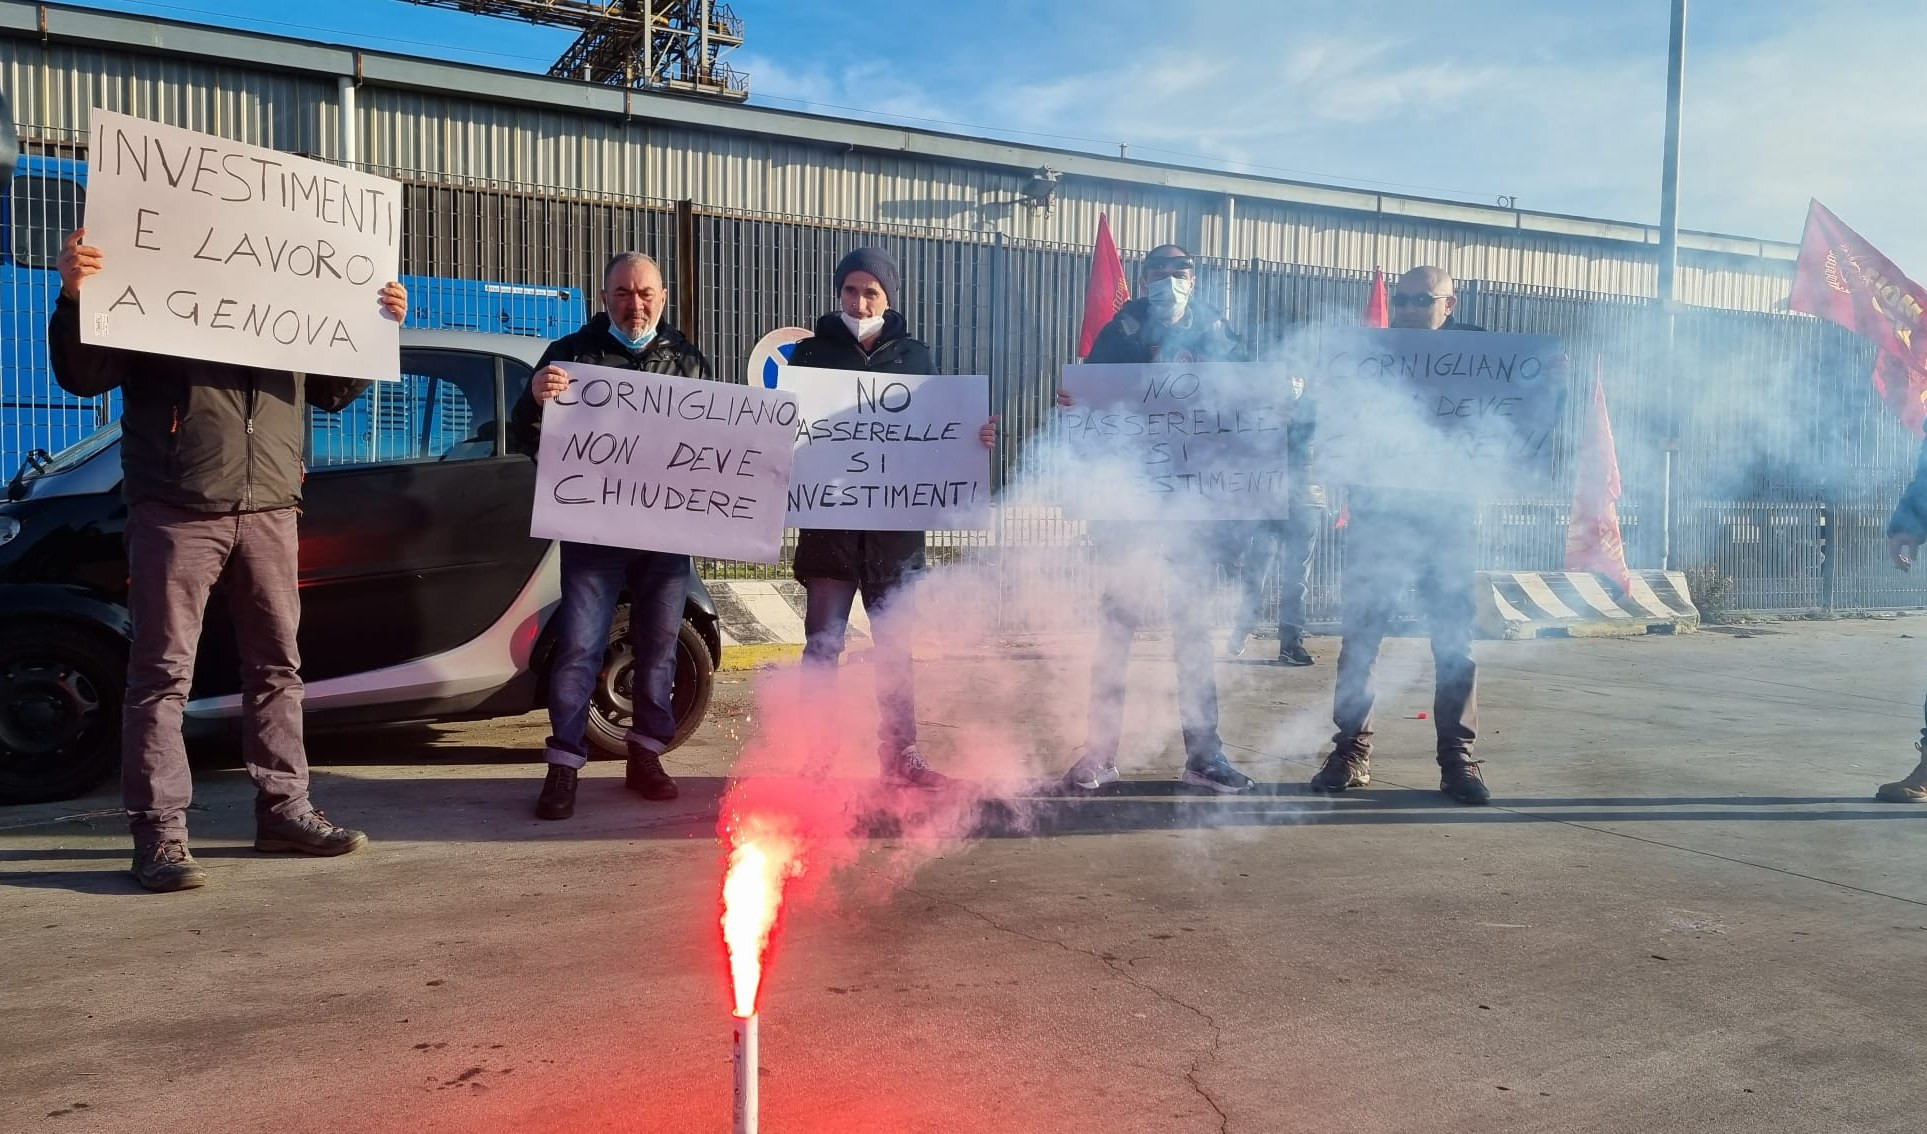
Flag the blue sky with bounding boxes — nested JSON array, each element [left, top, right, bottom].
[[64, 1, 1927, 271]]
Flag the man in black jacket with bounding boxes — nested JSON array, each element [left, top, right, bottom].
[[50, 228, 407, 892], [513, 252, 712, 821], [1226, 359, 1323, 666], [1061, 244, 1257, 794], [789, 247, 997, 789], [1311, 265, 1490, 805], [1877, 438, 1927, 801]]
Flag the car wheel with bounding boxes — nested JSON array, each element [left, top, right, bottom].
[[583, 606, 717, 759], [0, 620, 126, 805]]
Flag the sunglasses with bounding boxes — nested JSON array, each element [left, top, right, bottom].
[[1390, 292, 1449, 308], [1143, 256, 1196, 274]]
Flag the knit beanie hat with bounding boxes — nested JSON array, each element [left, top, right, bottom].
[[834, 247, 901, 310]]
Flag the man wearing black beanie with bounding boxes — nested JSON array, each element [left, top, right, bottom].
[[789, 247, 997, 789]]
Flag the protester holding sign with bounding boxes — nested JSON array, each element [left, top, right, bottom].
[[48, 228, 406, 892], [1312, 265, 1491, 805], [790, 247, 997, 790], [511, 252, 713, 821], [1057, 244, 1258, 795]]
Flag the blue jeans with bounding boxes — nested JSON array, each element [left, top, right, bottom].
[[800, 575, 917, 759], [545, 542, 690, 768], [1232, 515, 1319, 637], [1085, 525, 1222, 765]]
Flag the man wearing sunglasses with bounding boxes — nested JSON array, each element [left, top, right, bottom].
[[1311, 265, 1491, 805], [1058, 244, 1257, 794]]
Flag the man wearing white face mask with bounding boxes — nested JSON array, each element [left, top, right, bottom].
[[1059, 244, 1255, 794], [790, 247, 1000, 790]]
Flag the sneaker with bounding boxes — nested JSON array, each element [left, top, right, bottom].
[[255, 809, 368, 856], [535, 763, 579, 820], [131, 838, 207, 893], [1309, 747, 1370, 793], [1225, 624, 1252, 657], [1439, 759, 1491, 806], [1876, 742, 1927, 802], [1181, 751, 1256, 794], [1063, 749, 1120, 791], [881, 745, 951, 791], [625, 749, 679, 801], [1277, 635, 1315, 667]]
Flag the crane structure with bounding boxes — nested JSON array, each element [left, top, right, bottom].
[[401, 0, 748, 100]]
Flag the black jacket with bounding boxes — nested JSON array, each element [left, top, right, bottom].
[[1890, 436, 1927, 539], [48, 293, 369, 512], [509, 314, 712, 457], [789, 310, 933, 585], [1087, 297, 1242, 365]]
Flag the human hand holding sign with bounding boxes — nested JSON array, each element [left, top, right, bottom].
[[378, 281, 408, 324], [979, 415, 999, 449], [532, 364, 572, 404], [1056, 389, 1073, 408], [57, 229, 103, 300], [1892, 533, 1920, 571]]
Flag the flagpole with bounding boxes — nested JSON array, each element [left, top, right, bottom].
[[1657, 0, 1687, 570]]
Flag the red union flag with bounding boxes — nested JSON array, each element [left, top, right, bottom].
[[1565, 359, 1632, 593], [1078, 213, 1130, 359], [1364, 268, 1389, 328], [1789, 200, 1927, 434]]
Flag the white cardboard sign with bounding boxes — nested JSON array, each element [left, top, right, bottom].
[[1311, 327, 1566, 492], [79, 109, 403, 380], [531, 363, 800, 563], [1057, 363, 1296, 521], [780, 367, 992, 531]]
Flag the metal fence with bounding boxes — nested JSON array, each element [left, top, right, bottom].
[[5, 124, 1923, 618]]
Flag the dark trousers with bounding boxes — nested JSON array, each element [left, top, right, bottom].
[[123, 502, 310, 847], [1230, 515, 1319, 637], [1331, 507, 1478, 762], [1086, 526, 1221, 765], [545, 542, 691, 767], [801, 573, 917, 759]]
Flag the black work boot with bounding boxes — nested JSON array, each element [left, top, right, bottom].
[[1277, 630, 1315, 667], [535, 764, 579, 820], [132, 838, 208, 893], [254, 809, 369, 856], [1439, 759, 1490, 805], [625, 747, 679, 801], [1309, 746, 1370, 792]]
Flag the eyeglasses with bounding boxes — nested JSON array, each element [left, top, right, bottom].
[[1389, 292, 1449, 308], [1143, 256, 1196, 275]]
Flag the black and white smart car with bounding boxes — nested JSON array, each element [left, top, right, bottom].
[[0, 328, 722, 805]]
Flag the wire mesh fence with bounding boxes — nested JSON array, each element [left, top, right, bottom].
[[5, 123, 1922, 619]]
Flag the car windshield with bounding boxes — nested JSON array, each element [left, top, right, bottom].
[[18, 421, 121, 481]]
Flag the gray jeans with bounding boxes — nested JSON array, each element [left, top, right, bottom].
[[123, 502, 311, 847]]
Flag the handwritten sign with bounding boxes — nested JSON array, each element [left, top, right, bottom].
[[1311, 327, 1565, 492], [531, 363, 800, 563], [1057, 363, 1295, 520], [778, 368, 991, 531], [79, 110, 402, 379]]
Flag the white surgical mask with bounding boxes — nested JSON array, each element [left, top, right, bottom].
[[1145, 275, 1194, 319], [841, 312, 886, 342]]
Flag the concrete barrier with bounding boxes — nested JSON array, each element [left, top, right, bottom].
[[708, 579, 869, 649], [1477, 570, 1699, 639]]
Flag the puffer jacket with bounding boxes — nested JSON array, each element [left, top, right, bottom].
[[1087, 296, 1241, 366], [48, 293, 368, 512], [789, 310, 933, 586], [509, 313, 712, 456]]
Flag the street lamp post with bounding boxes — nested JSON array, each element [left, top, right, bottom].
[[1657, 0, 1687, 570]]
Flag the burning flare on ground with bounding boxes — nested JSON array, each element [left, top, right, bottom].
[[721, 816, 802, 1018]]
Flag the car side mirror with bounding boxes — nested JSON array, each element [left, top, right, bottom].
[[0, 92, 17, 182]]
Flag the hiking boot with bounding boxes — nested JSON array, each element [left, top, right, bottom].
[[255, 809, 368, 856], [1181, 751, 1256, 794], [1876, 743, 1927, 802], [535, 763, 579, 820], [1063, 749, 1120, 791], [1439, 759, 1491, 806], [1225, 623, 1253, 658], [131, 838, 207, 893], [1277, 633, 1315, 667], [881, 745, 951, 791], [1309, 747, 1370, 793], [625, 749, 679, 801]]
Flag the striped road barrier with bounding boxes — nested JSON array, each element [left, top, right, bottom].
[[1476, 570, 1699, 639]]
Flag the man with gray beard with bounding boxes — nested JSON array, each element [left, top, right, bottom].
[[1311, 265, 1490, 805]]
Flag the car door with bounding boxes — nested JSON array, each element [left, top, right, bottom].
[[191, 345, 545, 693]]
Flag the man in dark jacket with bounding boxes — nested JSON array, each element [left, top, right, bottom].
[[50, 227, 406, 892], [1226, 361, 1323, 666], [1877, 439, 1927, 801], [1311, 265, 1490, 805], [1061, 244, 1257, 794], [789, 247, 997, 789], [514, 251, 712, 821]]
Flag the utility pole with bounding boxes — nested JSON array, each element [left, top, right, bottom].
[[1656, 0, 1687, 569]]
